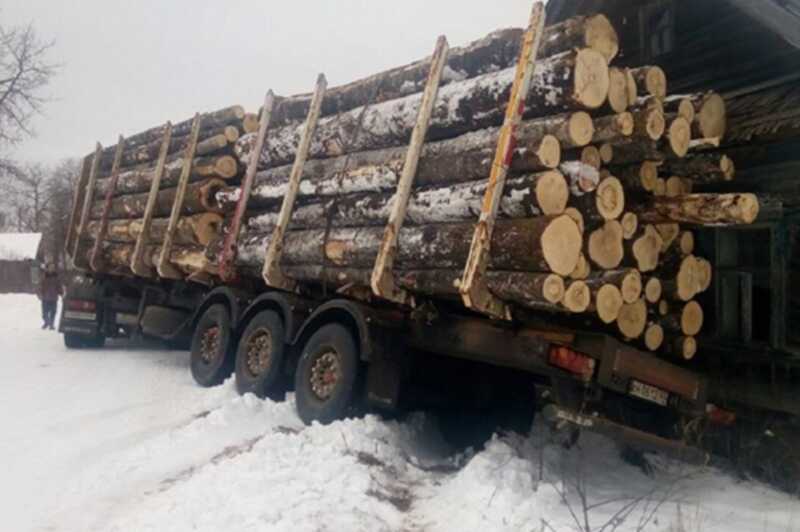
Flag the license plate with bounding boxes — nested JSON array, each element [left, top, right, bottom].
[[63, 311, 97, 321], [629, 380, 669, 406]]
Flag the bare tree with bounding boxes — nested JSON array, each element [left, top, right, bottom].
[[0, 21, 56, 148]]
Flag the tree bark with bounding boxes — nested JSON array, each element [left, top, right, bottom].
[[90, 178, 226, 220], [96, 106, 245, 159], [95, 155, 239, 197], [237, 49, 609, 168], [86, 213, 223, 246], [236, 215, 583, 276], [245, 170, 569, 232], [95, 242, 208, 276], [227, 123, 568, 207], [98, 126, 238, 172], [268, 17, 618, 126], [635, 193, 760, 226], [630, 66, 667, 100], [662, 300, 704, 336], [660, 153, 735, 183]]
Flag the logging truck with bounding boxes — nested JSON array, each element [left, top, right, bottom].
[[59, 0, 800, 487]]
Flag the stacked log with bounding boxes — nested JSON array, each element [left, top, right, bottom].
[[75, 105, 249, 274], [77, 15, 761, 361], [212, 16, 759, 361]]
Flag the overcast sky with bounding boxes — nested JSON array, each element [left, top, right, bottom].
[[5, 0, 538, 164]]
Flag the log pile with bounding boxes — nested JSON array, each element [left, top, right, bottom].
[[78, 14, 762, 363], [75, 105, 253, 275]]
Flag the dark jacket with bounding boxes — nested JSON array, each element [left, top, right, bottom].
[[39, 272, 62, 302]]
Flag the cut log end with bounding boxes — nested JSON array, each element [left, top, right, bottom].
[[644, 323, 664, 351], [675, 336, 698, 360], [642, 66, 667, 99], [581, 146, 602, 169], [573, 48, 611, 110], [194, 213, 225, 246], [536, 170, 570, 215], [569, 253, 591, 280], [617, 298, 647, 339], [596, 176, 625, 220], [659, 300, 670, 316], [679, 231, 695, 255], [676, 97, 696, 123], [697, 93, 727, 138], [543, 274, 566, 305], [720, 155, 735, 181], [668, 117, 692, 158], [568, 113, 595, 147], [536, 135, 563, 169], [681, 301, 704, 336], [697, 258, 713, 293], [621, 212, 639, 240], [541, 215, 584, 276], [598, 142, 614, 164], [564, 280, 591, 313], [608, 67, 631, 113], [584, 14, 620, 64], [644, 277, 662, 304], [588, 220, 624, 270], [665, 176, 690, 198], [624, 68, 637, 107], [656, 223, 680, 253], [596, 284, 623, 324], [564, 207, 585, 234], [632, 225, 663, 272], [621, 269, 643, 304]]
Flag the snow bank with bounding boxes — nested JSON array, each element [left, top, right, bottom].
[[0, 232, 41, 261], [1, 294, 799, 532]]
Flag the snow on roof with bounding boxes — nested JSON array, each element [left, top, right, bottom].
[[0, 233, 42, 261]]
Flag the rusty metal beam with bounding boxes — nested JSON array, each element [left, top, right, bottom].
[[459, 2, 546, 320], [131, 122, 173, 277], [219, 91, 275, 282], [71, 143, 103, 271], [371, 36, 450, 306], [263, 74, 327, 291], [157, 114, 202, 280], [89, 135, 126, 272]]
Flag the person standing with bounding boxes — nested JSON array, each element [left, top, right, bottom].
[[38, 264, 62, 330]]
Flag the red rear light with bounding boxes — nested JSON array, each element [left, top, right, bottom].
[[706, 404, 736, 426], [67, 299, 96, 312], [548, 346, 596, 382]]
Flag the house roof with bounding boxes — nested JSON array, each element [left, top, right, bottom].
[[0, 233, 42, 261], [546, 0, 800, 50]]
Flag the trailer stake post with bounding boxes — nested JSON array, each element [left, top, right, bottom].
[[219, 91, 275, 282], [71, 142, 103, 271], [90, 135, 126, 272], [131, 122, 173, 277], [371, 36, 449, 305], [158, 114, 202, 280], [65, 155, 92, 267], [263, 74, 327, 291], [459, 2, 545, 320]]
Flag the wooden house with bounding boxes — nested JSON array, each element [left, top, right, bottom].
[[0, 233, 43, 294], [547, 0, 800, 412]]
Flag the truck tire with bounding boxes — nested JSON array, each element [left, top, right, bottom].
[[234, 310, 286, 399], [294, 323, 360, 425], [190, 304, 235, 387], [63, 332, 106, 349]]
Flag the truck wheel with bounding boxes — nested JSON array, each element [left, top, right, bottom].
[[234, 310, 286, 399], [64, 332, 105, 349], [294, 323, 360, 425], [190, 304, 235, 387]]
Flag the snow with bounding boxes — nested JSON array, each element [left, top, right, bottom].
[[1, 293, 800, 531], [0, 232, 41, 261]]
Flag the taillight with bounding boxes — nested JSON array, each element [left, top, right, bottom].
[[706, 404, 736, 426], [548, 346, 596, 381], [67, 299, 96, 312]]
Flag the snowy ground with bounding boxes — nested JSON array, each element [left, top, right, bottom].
[[1, 293, 799, 532]]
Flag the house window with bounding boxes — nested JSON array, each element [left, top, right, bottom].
[[640, 2, 675, 60]]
